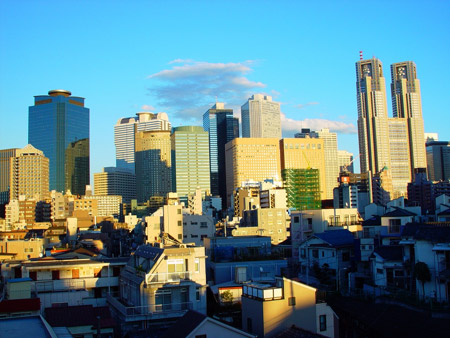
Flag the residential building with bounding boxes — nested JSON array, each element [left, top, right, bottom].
[[135, 130, 172, 202], [241, 94, 281, 139], [0, 148, 18, 204], [232, 186, 260, 217], [94, 167, 136, 204], [298, 229, 355, 290], [295, 128, 339, 199], [171, 126, 210, 202], [1, 256, 127, 311], [114, 112, 171, 173], [280, 138, 327, 200], [241, 277, 338, 338], [426, 141, 450, 181], [237, 207, 289, 244], [204, 236, 288, 285], [107, 244, 207, 335], [9, 144, 49, 201], [83, 195, 122, 218], [203, 103, 238, 208], [145, 199, 184, 243], [259, 187, 287, 209], [29, 89, 89, 195], [225, 138, 281, 208], [183, 214, 215, 246], [337, 150, 354, 173], [0, 237, 45, 260], [370, 246, 405, 289]]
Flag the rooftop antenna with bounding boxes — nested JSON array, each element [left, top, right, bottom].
[[359, 51, 363, 60]]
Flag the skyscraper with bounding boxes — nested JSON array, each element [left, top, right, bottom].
[[356, 58, 427, 199], [426, 141, 450, 181], [94, 167, 137, 204], [295, 128, 339, 199], [114, 112, 171, 173], [29, 90, 89, 195], [241, 94, 281, 139], [171, 126, 210, 202], [203, 103, 238, 207], [9, 144, 49, 201], [225, 138, 281, 207], [135, 130, 172, 202], [391, 61, 427, 172], [0, 148, 18, 204]]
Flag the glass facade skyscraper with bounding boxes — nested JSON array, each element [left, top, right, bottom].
[[29, 90, 90, 195], [203, 103, 238, 208]]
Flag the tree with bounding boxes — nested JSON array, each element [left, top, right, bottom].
[[220, 290, 233, 304], [414, 261, 431, 300]]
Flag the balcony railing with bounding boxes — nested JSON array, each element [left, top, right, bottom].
[[34, 276, 119, 292], [145, 271, 192, 284], [107, 293, 193, 321]]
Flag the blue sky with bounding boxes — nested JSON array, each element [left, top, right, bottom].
[[1, 0, 449, 178]]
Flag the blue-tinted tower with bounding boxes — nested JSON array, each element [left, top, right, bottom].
[[203, 103, 239, 209], [29, 90, 90, 195]]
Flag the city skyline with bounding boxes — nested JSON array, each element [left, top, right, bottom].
[[1, 1, 449, 179]]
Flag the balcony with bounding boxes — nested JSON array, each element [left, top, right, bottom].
[[107, 293, 193, 322], [34, 276, 119, 292], [145, 271, 192, 284], [242, 284, 283, 301]]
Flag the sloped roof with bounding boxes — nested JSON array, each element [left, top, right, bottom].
[[135, 245, 163, 261], [275, 325, 329, 338], [402, 223, 450, 242], [373, 246, 403, 261], [314, 229, 354, 247], [383, 207, 416, 218], [45, 305, 115, 328], [161, 310, 206, 338], [437, 208, 450, 216], [362, 215, 381, 227]]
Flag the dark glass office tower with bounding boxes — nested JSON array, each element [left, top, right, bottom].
[[203, 103, 238, 209], [29, 90, 89, 195]]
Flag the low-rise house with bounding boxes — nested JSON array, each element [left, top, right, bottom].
[[370, 246, 405, 288], [401, 223, 450, 302], [298, 229, 354, 289], [241, 277, 338, 338], [107, 243, 207, 335]]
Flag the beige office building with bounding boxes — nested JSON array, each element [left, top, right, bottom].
[[0, 148, 18, 204], [225, 138, 281, 207], [280, 138, 327, 200], [241, 94, 282, 139], [135, 130, 172, 202], [10, 144, 49, 201]]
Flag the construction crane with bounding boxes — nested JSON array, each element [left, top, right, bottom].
[[342, 153, 360, 173]]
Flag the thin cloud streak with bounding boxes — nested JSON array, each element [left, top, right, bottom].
[[281, 113, 357, 134]]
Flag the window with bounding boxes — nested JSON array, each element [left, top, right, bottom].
[[191, 234, 198, 238], [322, 251, 325, 257], [294, 216, 300, 223], [177, 209, 181, 214], [196, 288, 200, 301], [342, 252, 350, 262], [200, 222, 207, 228], [52, 271, 60, 280], [178, 221, 182, 226], [377, 268, 383, 274], [288, 297, 296, 306], [389, 219, 401, 233], [319, 315, 327, 331], [312, 249, 318, 258], [29, 271, 37, 281], [178, 234, 182, 240]]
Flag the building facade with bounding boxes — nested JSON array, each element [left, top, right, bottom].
[[203, 103, 238, 207], [114, 112, 171, 173], [426, 141, 450, 181], [0, 148, 18, 204], [9, 144, 49, 201], [28, 90, 89, 195], [171, 126, 210, 202], [241, 94, 281, 139], [94, 167, 136, 204], [225, 138, 281, 208], [135, 130, 172, 202]]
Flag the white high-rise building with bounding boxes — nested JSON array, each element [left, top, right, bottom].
[[295, 128, 339, 199], [241, 94, 281, 139], [114, 112, 171, 173], [337, 150, 354, 173]]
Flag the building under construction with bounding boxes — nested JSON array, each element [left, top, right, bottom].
[[282, 168, 321, 210]]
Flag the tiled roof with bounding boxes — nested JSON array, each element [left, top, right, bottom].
[[373, 246, 403, 261], [315, 229, 354, 247], [383, 207, 416, 218], [401, 223, 450, 242], [362, 215, 381, 227], [161, 310, 206, 338]]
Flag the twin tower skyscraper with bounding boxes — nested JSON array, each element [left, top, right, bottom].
[[356, 58, 426, 198]]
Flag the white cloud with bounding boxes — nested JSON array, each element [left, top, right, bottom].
[[147, 60, 265, 122], [141, 104, 156, 111], [281, 113, 357, 134], [295, 102, 319, 109]]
